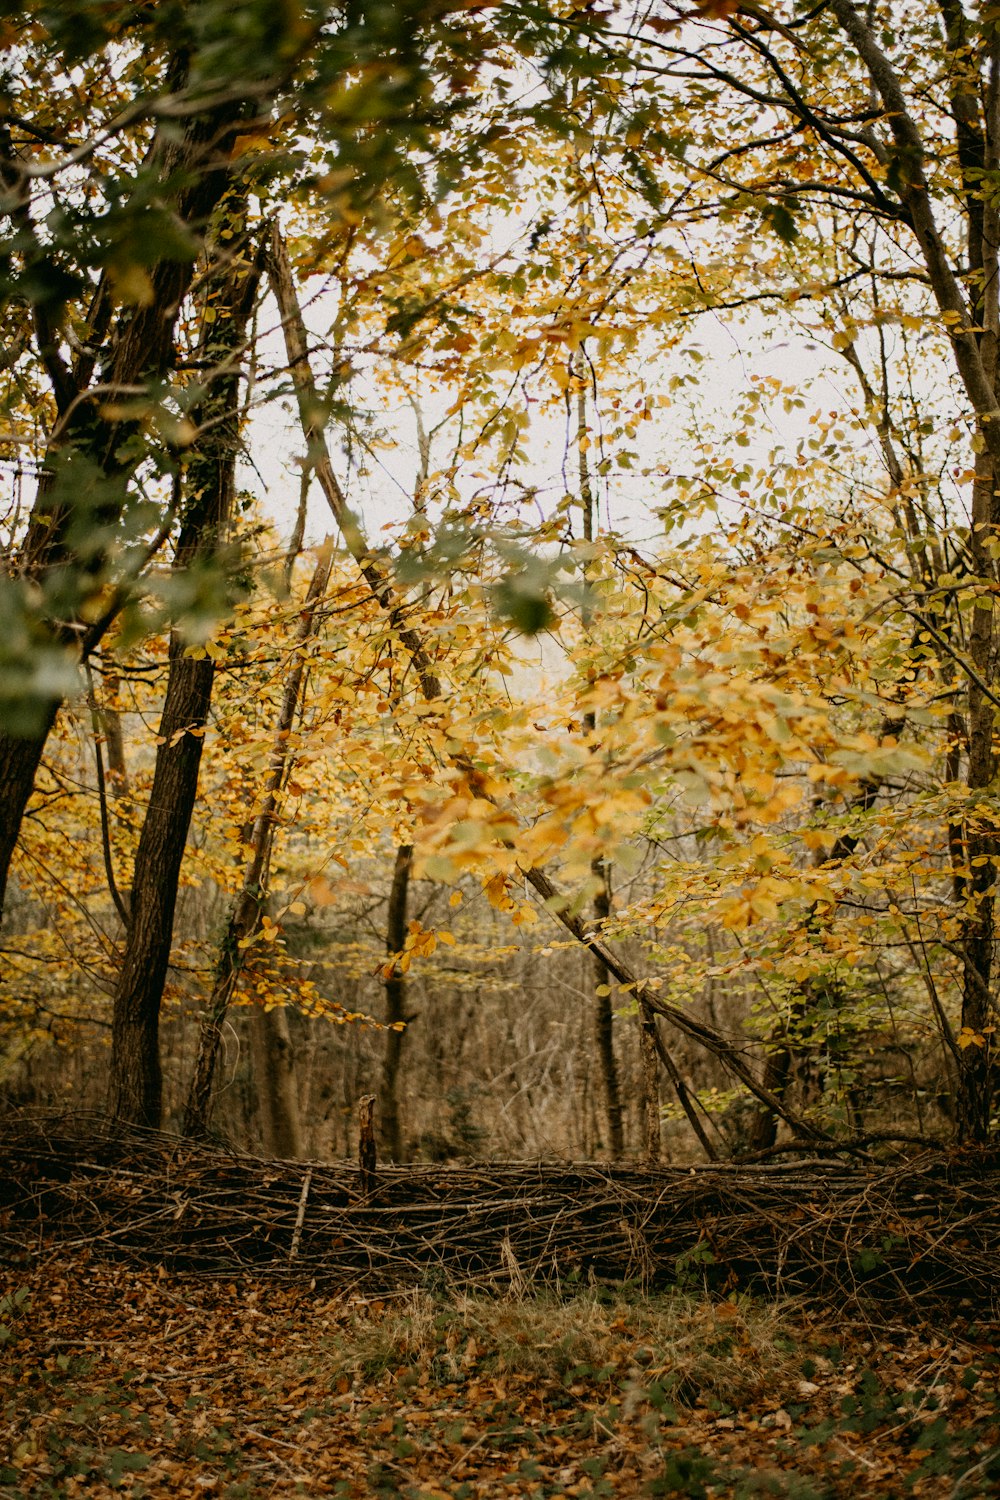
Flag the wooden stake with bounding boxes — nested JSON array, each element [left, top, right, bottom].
[[359, 1094, 377, 1196]]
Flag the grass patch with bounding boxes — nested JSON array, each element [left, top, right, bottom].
[[332, 1285, 798, 1409]]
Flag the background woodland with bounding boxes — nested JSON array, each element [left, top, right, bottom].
[[2, 0, 999, 1166]]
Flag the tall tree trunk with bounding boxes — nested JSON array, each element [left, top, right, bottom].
[[958, 443, 998, 1142], [108, 239, 262, 1126], [956, 26, 1000, 1141], [106, 638, 216, 1126], [574, 347, 625, 1159], [252, 1005, 304, 1159], [379, 842, 413, 1162], [0, 710, 56, 921]]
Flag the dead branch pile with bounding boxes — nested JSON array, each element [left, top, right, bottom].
[[1, 1114, 997, 1312]]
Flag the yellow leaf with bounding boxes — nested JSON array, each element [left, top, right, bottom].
[[749, 890, 779, 922]]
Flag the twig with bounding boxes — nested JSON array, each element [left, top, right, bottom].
[[289, 1168, 312, 1261]]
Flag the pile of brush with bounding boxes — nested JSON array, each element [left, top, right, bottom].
[[1, 1112, 996, 1312]]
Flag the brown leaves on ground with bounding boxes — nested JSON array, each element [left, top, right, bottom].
[[1, 1255, 998, 1498]]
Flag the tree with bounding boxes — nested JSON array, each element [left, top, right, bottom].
[[627, 0, 1000, 1140], [2, 0, 614, 1125], [107, 215, 263, 1127], [0, 0, 587, 912], [5, 1, 999, 1156]]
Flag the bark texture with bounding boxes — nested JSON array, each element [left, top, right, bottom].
[[252, 1005, 305, 1160]]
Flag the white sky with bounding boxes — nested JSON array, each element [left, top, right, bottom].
[[240, 294, 869, 558]]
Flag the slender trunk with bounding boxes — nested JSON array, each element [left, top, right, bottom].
[[183, 545, 333, 1137], [591, 860, 624, 1157], [98, 658, 130, 802], [958, 442, 998, 1142], [252, 1005, 304, 1159], [108, 242, 261, 1126], [638, 1001, 662, 1161], [576, 353, 625, 1158], [379, 842, 413, 1162], [267, 226, 442, 697]]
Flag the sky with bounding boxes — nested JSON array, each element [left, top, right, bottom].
[[239, 285, 872, 561]]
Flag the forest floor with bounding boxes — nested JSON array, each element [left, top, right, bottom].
[[1, 1254, 998, 1499]]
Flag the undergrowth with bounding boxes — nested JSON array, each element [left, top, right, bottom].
[[2, 1256, 999, 1497]]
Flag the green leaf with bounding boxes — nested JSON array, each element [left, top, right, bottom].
[[762, 202, 800, 244]]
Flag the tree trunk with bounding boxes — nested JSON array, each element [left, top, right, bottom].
[[379, 842, 413, 1162], [638, 1001, 662, 1162], [575, 341, 625, 1160], [0, 88, 255, 925], [359, 1094, 377, 1194], [591, 860, 624, 1158], [107, 241, 261, 1126], [958, 442, 998, 1142], [106, 641, 216, 1127], [0, 707, 56, 921], [98, 658, 130, 802], [252, 1005, 304, 1159]]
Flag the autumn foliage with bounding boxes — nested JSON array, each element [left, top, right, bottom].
[[1, 2, 999, 1164]]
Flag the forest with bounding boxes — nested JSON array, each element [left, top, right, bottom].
[[1, 2, 1000, 1496]]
